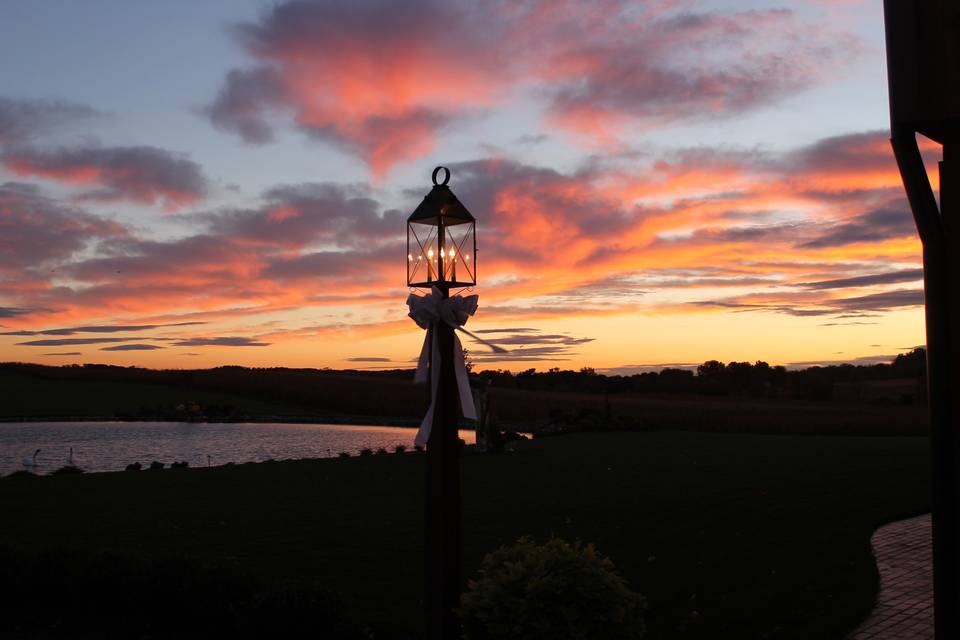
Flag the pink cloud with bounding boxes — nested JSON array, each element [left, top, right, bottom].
[[207, 0, 852, 174], [208, 0, 511, 176]]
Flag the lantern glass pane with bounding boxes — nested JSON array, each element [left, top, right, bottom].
[[407, 218, 475, 288], [441, 220, 475, 286], [408, 220, 439, 286]]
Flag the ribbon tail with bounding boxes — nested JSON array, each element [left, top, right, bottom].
[[453, 332, 478, 420], [456, 326, 508, 354], [414, 329, 441, 447], [413, 326, 431, 385]]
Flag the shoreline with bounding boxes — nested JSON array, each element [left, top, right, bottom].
[[0, 414, 422, 427]]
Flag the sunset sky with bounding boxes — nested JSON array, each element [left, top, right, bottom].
[[0, 0, 939, 373]]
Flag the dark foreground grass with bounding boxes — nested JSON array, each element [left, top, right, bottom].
[[0, 431, 929, 639]]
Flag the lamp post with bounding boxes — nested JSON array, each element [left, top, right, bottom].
[[884, 3, 960, 638], [407, 166, 477, 639]]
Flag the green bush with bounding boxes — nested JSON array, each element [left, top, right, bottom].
[[459, 537, 646, 640]]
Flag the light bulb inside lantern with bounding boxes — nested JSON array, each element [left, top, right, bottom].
[[449, 249, 455, 259], [427, 249, 434, 259], [407, 254, 412, 261]]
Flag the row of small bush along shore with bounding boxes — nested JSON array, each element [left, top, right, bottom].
[[2, 443, 427, 478], [6, 439, 538, 478]]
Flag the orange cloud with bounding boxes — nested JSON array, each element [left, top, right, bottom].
[[0, 130, 934, 370]]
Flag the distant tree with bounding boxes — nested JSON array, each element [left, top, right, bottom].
[[726, 361, 755, 393], [657, 368, 695, 393], [891, 347, 926, 378], [697, 360, 725, 379]]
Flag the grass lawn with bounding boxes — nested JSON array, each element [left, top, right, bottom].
[[0, 430, 930, 639]]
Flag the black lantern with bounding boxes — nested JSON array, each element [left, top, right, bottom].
[[407, 167, 476, 288]]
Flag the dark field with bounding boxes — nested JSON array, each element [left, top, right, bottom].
[[0, 431, 930, 639], [0, 369, 316, 420]]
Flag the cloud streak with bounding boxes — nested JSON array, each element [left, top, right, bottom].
[[100, 344, 164, 351], [0, 97, 99, 146], [4, 146, 208, 209], [172, 337, 271, 347], [16, 337, 139, 347], [799, 269, 923, 290], [1, 321, 204, 337]]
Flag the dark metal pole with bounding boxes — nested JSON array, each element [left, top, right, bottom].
[[424, 282, 462, 640], [891, 132, 960, 640]]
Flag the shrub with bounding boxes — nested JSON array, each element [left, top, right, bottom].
[[459, 537, 646, 640], [149, 461, 165, 470], [51, 465, 84, 475], [337, 452, 351, 458], [359, 448, 373, 457], [375, 447, 388, 455], [393, 444, 407, 454]]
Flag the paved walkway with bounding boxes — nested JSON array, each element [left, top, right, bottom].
[[848, 513, 933, 640]]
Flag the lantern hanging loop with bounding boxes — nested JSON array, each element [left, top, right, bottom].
[[432, 166, 450, 186]]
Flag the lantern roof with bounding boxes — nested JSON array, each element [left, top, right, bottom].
[[407, 167, 475, 225]]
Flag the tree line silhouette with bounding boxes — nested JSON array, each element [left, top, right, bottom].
[[0, 348, 926, 419], [471, 347, 926, 401]]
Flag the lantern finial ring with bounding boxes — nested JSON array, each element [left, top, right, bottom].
[[432, 166, 450, 186]]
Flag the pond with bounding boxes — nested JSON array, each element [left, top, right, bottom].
[[0, 421, 476, 475]]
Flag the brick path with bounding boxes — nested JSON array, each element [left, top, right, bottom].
[[848, 513, 933, 640]]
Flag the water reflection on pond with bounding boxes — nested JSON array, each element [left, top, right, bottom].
[[0, 421, 476, 475]]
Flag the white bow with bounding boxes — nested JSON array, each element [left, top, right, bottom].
[[407, 287, 479, 446]]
